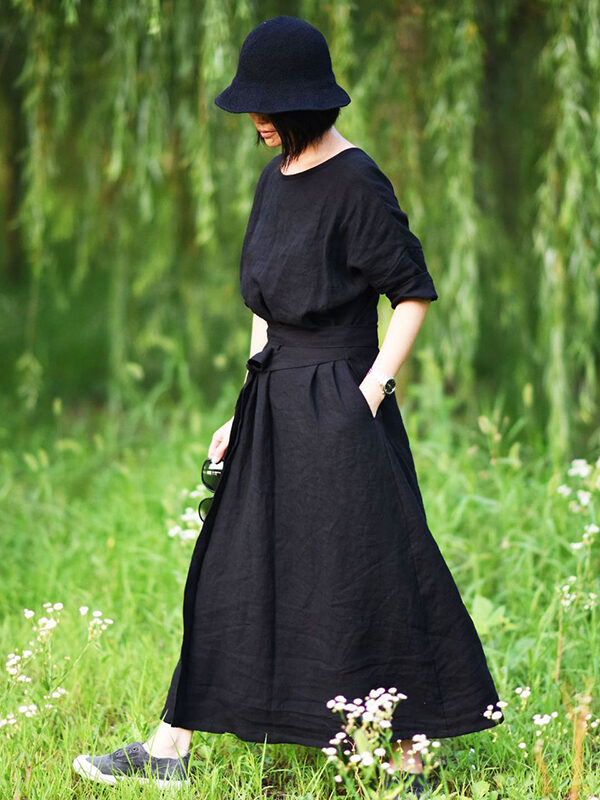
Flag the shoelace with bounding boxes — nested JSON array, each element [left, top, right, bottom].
[[112, 743, 140, 760]]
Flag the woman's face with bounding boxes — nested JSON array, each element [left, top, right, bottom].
[[249, 113, 282, 148]]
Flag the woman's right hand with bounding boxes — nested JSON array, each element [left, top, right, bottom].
[[207, 415, 235, 463]]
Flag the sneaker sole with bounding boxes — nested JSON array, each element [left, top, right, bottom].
[[72, 754, 189, 789]]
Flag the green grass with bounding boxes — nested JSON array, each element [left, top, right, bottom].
[[0, 395, 598, 799]]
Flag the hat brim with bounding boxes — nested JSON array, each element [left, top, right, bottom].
[[214, 82, 351, 114]]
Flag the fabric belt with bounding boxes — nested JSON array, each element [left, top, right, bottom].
[[246, 322, 379, 374]]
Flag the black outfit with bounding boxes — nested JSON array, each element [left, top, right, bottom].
[[161, 147, 504, 748]]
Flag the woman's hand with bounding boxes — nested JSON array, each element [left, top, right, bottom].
[[208, 415, 235, 463], [359, 373, 386, 417]]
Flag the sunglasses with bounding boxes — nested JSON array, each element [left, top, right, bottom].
[[198, 458, 224, 521]]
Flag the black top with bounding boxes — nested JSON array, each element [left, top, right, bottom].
[[240, 147, 439, 329]]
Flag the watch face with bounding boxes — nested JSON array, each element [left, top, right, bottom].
[[384, 378, 396, 394]]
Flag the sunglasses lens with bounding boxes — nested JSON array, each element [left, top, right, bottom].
[[198, 497, 212, 521], [201, 458, 223, 491]]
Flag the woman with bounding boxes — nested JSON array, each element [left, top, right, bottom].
[[72, 15, 504, 796]]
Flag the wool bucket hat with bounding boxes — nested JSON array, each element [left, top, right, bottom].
[[214, 15, 351, 114]]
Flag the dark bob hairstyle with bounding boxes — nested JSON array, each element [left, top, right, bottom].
[[256, 108, 341, 170]]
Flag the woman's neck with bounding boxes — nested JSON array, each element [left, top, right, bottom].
[[280, 127, 356, 175]]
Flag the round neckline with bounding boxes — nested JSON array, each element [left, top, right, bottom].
[[278, 147, 362, 179]]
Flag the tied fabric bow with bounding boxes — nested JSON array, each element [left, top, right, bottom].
[[246, 344, 275, 374]]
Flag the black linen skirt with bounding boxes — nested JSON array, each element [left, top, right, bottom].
[[160, 321, 504, 748]]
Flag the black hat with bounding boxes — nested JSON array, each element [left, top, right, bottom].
[[214, 15, 351, 114]]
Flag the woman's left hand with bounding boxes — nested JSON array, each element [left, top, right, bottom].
[[359, 373, 385, 417]]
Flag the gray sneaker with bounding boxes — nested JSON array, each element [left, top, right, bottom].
[[72, 740, 191, 789]]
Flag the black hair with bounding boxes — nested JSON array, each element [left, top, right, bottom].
[[255, 108, 341, 170]]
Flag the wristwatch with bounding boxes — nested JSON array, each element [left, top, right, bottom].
[[367, 367, 396, 395]]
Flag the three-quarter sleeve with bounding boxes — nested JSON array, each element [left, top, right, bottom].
[[340, 161, 439, 308]]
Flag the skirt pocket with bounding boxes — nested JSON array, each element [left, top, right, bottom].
[[344, 358, 382, 421]]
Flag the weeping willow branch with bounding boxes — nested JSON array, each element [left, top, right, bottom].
[[534, 0, 600, 462]]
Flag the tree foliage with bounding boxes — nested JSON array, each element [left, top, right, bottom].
[[0, 0, 598, 459]]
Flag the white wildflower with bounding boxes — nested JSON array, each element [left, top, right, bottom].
[[577, 490, 591, 506], [515, 686, 531, 698], [568, 459, 591, 478]]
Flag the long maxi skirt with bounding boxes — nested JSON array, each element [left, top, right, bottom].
[[160, 321, 504, 748]]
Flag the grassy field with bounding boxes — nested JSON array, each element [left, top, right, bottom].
[[0, 394, 598, 799]]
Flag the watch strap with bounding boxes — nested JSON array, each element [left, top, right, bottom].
[[367, 366, 394, 393]]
